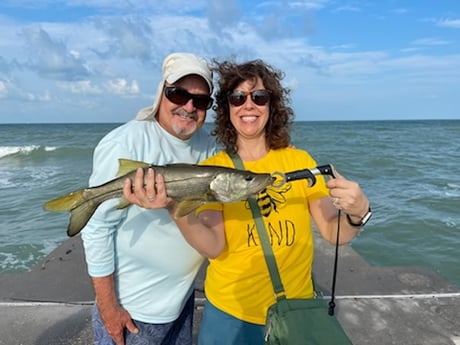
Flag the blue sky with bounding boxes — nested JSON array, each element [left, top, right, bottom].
[[0, 0, 459, 123]]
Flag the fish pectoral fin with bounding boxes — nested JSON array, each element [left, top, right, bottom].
[[43, 190, 85, 212], [174, 200, 205, 218], [116, 198, 131, 209], [117, 158, 150, 177]]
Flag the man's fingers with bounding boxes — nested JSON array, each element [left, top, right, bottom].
[[111, 330, 125, 345], [125, 319, 139, 335], [123, 178, 133, 198], [133, 167, 145, 193], [145, 168, 156, 201], [154, 174, 165, 195]]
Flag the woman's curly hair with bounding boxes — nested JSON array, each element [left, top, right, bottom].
[[211, 59, 294, 153]]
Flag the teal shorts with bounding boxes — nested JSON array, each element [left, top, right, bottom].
[[198, 299, 264, 345]]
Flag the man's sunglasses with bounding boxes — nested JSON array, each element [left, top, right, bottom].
[[227, 89, 271, 107], [164, 86, 213, 110]]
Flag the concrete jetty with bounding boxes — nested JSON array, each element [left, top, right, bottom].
[[1, 233, 459, 345]]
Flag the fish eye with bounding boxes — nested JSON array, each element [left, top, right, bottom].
[[245, 175, 254, 181]]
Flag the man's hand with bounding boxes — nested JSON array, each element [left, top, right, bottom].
[[123, 167, 171, 209], [100, 303, 138, 345], [93, 276, 139, 345]]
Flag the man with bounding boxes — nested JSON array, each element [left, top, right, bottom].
[[81, 52, 216, 345]]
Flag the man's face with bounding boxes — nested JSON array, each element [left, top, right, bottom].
[[156, 75, 211, 140]]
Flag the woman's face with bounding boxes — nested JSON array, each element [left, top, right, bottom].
[[228, 77, 270, 141]]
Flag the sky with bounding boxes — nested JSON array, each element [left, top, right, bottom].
[[0, 0, 459, 123]]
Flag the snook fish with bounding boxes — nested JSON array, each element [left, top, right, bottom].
[[44, 158, 274, 237]]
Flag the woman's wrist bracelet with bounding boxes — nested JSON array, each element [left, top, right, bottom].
[[346, 206, 372, 227]]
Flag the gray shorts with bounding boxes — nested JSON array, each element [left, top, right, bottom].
[[92, 292, 195, 345]]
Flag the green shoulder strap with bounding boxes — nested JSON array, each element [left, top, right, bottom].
[[227, 150, 341, 310], [228, 150, 343, 315], [227, 151, 286, 299]]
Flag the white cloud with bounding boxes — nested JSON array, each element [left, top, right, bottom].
[[91, 16, 153, 61], [20, 27, 91, 81], [290, 0, 330, 11], [0, 80, 6, 97], [0, 77, 52, 102], [105, 78, 140, 95], [437, 18, 460, 28], [0, 1, 459, 122], [23, 91, 51, 102], [411, 38, 452, 46], [391, 8, 409, 15], [57, 80, 102, 94], [333, 6, 361, 13], [207, 0, 241, 33]]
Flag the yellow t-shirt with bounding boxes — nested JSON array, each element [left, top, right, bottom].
[[198, 148, 329, 324]]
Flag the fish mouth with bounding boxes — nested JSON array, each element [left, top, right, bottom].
[[250, 175, 275, 193], [266, 175, 276, 187]]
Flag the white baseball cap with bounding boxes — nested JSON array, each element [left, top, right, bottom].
[[136, 53, 213, 120]]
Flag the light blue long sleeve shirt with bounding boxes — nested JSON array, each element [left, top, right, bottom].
[[81, 119, 216, 323]]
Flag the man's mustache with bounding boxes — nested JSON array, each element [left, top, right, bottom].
[[173, 109, 198, 121]]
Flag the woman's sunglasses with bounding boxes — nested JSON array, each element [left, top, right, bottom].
[[227, 89, 271, 107], [164, 86, 213, 110]]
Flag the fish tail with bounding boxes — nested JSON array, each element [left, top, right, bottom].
[[67, 201, 98, 237], [43, 190, 86, 212]]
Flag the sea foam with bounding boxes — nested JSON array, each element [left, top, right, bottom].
[[0, 145, 57, 159]]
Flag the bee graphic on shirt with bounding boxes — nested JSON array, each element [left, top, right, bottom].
[[254, 183, 292, 217]]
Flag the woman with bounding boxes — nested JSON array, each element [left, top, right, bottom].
[[124, 59, 371, 344]]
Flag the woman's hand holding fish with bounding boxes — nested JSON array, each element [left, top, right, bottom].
[[123, 167, 171, 209]]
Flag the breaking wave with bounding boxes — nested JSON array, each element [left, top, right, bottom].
[[0, 145, 57, 159]]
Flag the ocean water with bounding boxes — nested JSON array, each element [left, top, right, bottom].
[[1, 120, 459, 287]]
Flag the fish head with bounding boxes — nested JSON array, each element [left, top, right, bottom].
[[210, 170, 275, 203]]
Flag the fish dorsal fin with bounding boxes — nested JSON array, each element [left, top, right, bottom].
[[117, 158, 150, 177]]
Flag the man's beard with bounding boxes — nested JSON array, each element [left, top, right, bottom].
[[171, 109, 199, 137]]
